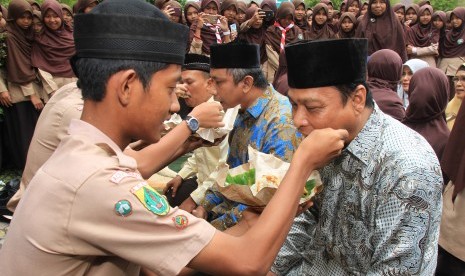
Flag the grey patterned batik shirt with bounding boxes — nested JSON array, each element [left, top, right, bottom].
[[272, 105, 443, 276]]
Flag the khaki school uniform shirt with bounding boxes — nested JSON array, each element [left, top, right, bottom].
[[8, 82, 83, 211], [0, 119, 216, 276], [439, 182, 465, 262]]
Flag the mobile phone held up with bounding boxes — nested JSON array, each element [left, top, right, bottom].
[[230, 23, 237, 33], [205, 14, 219, 24], [264, 10, 274, 21]]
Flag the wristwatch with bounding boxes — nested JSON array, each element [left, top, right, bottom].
[[185, 115, 200, 134]]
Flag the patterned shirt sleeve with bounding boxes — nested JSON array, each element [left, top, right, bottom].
[[366, 164, 442, 275], [271, 211, 317, 275]]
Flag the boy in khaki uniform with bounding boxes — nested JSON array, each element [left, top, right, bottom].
[[0, 0, 347, 275]]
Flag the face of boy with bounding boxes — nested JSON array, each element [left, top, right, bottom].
[[129, 65, 181, 143]]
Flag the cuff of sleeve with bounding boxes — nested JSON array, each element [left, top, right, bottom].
[[190, 185, 208, 205], [177, 169, 195, 180]]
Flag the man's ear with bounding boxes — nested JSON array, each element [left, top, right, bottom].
[[115, 69, 138, 106], [241, 75, 254, 94], [351, 84, 367, 114]]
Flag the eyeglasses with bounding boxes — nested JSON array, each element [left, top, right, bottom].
[[452, 76, 465, 83]]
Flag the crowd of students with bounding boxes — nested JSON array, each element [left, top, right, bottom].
[[0, 0, 464, 274], [1, 0, 464, 169]]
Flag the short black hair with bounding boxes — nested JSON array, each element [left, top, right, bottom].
[[75, 58, 168, 101], [334, 82, 374, 108], [226, 68, 268, 89]]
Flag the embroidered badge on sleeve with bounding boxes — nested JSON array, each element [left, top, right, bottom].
[[131, 182, 170, 216], [173, 215, 189, 230], [115, 199, 133, 217]]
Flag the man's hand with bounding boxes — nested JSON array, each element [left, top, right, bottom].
[[0, 91, 12, 107], [175, 83, 190, 99], [179, 196, 197, 213], [163, 175, 183, 197], [189, 101, 225, 129], [293, 128, 348, 172]]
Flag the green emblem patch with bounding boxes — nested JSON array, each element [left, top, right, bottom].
[[131, 182, 170, 216], [115, 200, 132, 217]]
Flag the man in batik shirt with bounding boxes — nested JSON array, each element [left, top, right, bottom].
[[270, 39, 442, 275], [196, 42, 302, 230]]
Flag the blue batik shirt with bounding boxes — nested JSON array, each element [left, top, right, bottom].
[[227, 85, 301, 167]]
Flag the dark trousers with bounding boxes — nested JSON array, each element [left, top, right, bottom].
[[165, 177, 198, 207], [436, 245, 465, 276]]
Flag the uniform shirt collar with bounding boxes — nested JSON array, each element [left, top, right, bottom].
[[68, 119, 138, 170]]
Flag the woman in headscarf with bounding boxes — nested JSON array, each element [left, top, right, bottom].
[[260, 0, 277, 28], [320, 0, 338, 32], [184, 1, 200, 27], [438, 7, 465, 98], [31, 0, 76, 89], [392, 3, 409, 40], [398, 58, 429, 108], [31, 10, 42, 34], [292, 0, 308, 31], [339, 0, 346, 15], [343, 0, 360, 17], [446, 11, 453, 31], [405, 4, 419, 27], [189, 0, 231, 56], [272, 49, 288, 95], [264, 2, 302, 83], [403, 67, 450, 160], [220, 0, 238, 28], [238, 6, 267, 67], [236, 1, 247, 25], [162, 0, 183, 24], [446, 64, 465, 130], [306, 8, 313, 27], [319, 0, 334, 20], [304, 3, 337, 40], [74, 0, 98, 14], [355, 0, 408, 62], [437, 101, 465, 276], [27, 0, 41, 12], [367, 49, 405, 121], [406, 5, 439, 67], [432, 10, 447, 32], [392, 3, 404, 24], [337, 11, 356, 38], [360, 1, 368, 16], [0, 0, 42, 170], [61, 3, 73, 28]]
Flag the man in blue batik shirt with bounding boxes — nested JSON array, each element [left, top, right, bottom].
[[192, 42, 301, 230]]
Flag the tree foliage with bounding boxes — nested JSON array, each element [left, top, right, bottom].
[[303, 0, 459, 12]]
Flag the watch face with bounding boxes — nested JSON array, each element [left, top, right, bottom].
[[188, 117, 199, 132], [190, 119, 199, 130]]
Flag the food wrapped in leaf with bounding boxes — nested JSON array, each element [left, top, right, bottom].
[[216, 146, 323, 206]]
